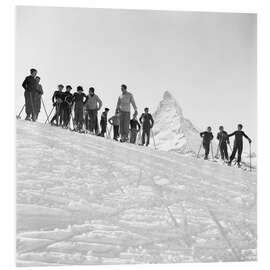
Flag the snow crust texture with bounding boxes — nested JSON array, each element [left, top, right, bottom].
[[16, 120, 256, 266]]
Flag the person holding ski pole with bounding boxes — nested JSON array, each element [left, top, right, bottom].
[[129, 115, 141, 144], [73, 86, 87, 132], [217, 126, 230, 161], [84, 87, 103, 134], [62, 85, 73, 128], [139, 107, 154, 146], [108, 111, 120, 141], [200, 126, 214, 160], [50, 84, 65, 126], [34, 76, 43, 120], [116, 84, 138, 142], [227, 124, 252, 167], [99, 108, 110, 137], [22, 68, 38, 121]]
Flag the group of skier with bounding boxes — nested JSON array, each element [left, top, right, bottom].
[[200, 124, 252, 167], [21, 68, 253, 167], [21, 68, 155, 145]]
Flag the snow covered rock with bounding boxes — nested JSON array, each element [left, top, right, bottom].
[[152, 91, 201, 154]]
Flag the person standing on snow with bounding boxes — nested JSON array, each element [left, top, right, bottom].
[[99, 108, 110, 137], [129, 115, 141, 144], [34, 76, 43, 120], [22, 68, 38, 121], [139, 108, 154, 146], [84, 87, 103, 134], [200, 126, 214, 160], [116, 84, 138, 142], [62, 85, 73, 128], [73, 86, 87, 131], [228, 124, 252, 167], [108, 111, 120, 141], [50, 84, 65, 126], [217, 126, 230, 161]]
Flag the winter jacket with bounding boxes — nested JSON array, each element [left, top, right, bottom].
[[130, 119, 141, 131], [73, 92, 86, 105], [62, 92, 73, 106], [116, 91, 137, 113], [108, 115, 120, 126], [217, 131, 230, 145], [200, 131, 213, 144], [84, 94, 102, 110], [52, 91, 65, 104], [139, 113, 154, 129], [22, 75, 37, 92], [228, 131, 251, 145]]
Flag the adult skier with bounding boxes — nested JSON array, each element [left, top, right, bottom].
[[50, 84, 65, 126], [116, 84, 138, 142], [129, 115, 141, 144], [84, 87, 103, 134], [217, 126, 230, 161], [73, 86, 87, 131], [108, 111, 120, 141], [22, 68, 38, 121], [139, 107, 154, 146], [228, 124, 252, 167], [62, 85, 73, 128], [200, 126, 214, 160], [34, 76, 43, 120], [99, 108, 110, 137]]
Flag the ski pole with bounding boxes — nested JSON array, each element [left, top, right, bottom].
[[16, 104, 25, 119], [44, 106, 54, 124], [41, 97, 50, 124], [151, 129, 157, 150], [197, 141, 202, 158], [249, 142, 252, 172]]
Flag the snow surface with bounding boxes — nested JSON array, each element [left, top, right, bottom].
[[16, 120, 257, 266]]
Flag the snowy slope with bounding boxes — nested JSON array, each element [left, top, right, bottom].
[[16, 120, 256, 266], [152, 91, 201, 154]]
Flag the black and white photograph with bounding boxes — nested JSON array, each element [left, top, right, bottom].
[[15, 5, 257, 267]]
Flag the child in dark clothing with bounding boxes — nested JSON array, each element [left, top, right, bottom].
[[200, 126, 214, 160]]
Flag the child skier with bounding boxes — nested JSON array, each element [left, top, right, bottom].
[[62, 85, 73, 128], [108, 111, 120, 141], [217, 126, 230, 161], [99, 108, 110, 137], [228, 124, 252, 167], [139, 108, 154, 146], [50, 84, 65, 126], [130, 115, 141, 144], [73, 86, 86, 131], [200, 126, 214, 160]]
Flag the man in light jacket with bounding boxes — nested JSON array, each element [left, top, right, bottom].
[[116, 84, 138, 142], [84, 87, 103, 134]]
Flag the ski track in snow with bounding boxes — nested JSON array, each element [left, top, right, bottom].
[[16, 120, 257, 266]]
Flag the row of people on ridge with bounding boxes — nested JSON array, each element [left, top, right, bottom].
[[200, 125, 252, 167]]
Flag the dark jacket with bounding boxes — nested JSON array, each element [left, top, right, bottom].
[[228, 131, 251, 145], [52, 91, 65, 105], [22, 75, 37, 92], [130, 119, 141, 131], [63, 92, 73, 106], [200, 131, 214, 144], [73, 92, 86, 105], [139, 113, 154, 129], [100, 112, 108, 125], [217, 131, 230, 145]]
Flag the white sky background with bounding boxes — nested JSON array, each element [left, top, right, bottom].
[[15, 6, 257, 150]]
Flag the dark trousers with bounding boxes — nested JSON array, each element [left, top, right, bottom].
[[142, 128, 150, 146], [230, 143, 243, 163], [24, 91, 35, 119], [220, 143, 228, 160], [51, 103, 63, 125], [62, 104, 71, 127], [113, 125, 119, 140], [203, 142, 210, 158], [87, 109, 98, 132], [130, 128, 138, 144], [74, 104, 84, 130], [100, 122, 107, 137]]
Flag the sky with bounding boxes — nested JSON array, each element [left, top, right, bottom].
[[15, 6, 257, 150]]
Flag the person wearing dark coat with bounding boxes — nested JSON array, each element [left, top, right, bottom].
[[22, 68, 38, 121], [99, 108, 110, 137], [62, 85, 73, 128], [200, 126, 214, 159], [73, 86, 86, 131], [139, 108, 154, 146], [129, 115, 141, 144], [50, 84, 65, 126], [228, 124, 252, 166], [34, 76, 43, 120], [217, 126, 230, 161]]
